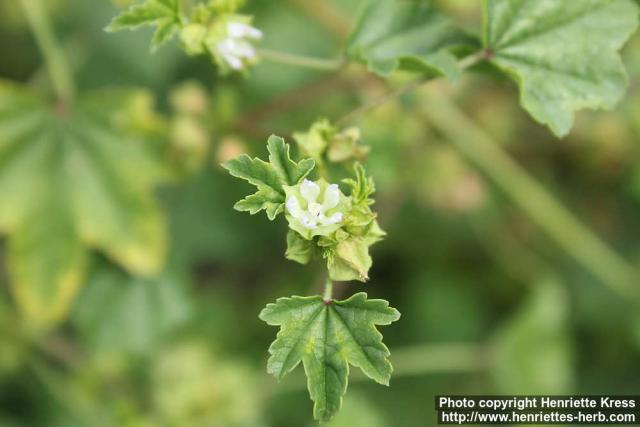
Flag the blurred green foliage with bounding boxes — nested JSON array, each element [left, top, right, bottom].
[[1, 0, 640, 426]]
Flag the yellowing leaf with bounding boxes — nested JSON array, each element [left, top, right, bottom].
[[0, 81, 169, 328]]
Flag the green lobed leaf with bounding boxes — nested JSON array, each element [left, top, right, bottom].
[[72, 266, 192, 356], [483, 0, 639, 137], [259, 292, 400, 422], [347, 0, 479, 81], [0, 81, 169, 328], [106, 0, 181, 51], [223, 135, 314, 220]]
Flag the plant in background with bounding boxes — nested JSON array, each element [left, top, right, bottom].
[[223, 132, 399, 421], [1, 0, 639, 424], [107, 0, 263, 72]]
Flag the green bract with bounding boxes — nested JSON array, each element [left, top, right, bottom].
[[347, 0, 479, 82], [223, 135, 315, 220], [259, 293, 400, 422], [106, 0, 182, 52], [484, 0, 639, 137], [293, 119, 368, 166], [283, 178, 350, 240], [0, 81, 168, 329], [107, 0, 262, 73]]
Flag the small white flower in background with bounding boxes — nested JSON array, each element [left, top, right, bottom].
[[216, 21, 262, 70], [284, 179, 348, 239]]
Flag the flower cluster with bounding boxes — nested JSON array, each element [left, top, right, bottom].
[[215, 21, 263, 71], [284, 179, 346, 239]]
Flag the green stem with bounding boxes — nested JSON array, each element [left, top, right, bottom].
[[19, 0, 75, 104], [336, 49, 490, 126], [323, 276, 333, 301], [421, 88, 639, 299], [258, 48, 345, 71]]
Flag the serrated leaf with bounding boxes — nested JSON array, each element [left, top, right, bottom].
[[347, 0, 479, 81], [0, 81, 168, 328], [106, 0, 181, 52], [223, 135, 314, 220], [72, 266, 192, 356], [259, 293, 400, 422], [483, 0, 639, 137]]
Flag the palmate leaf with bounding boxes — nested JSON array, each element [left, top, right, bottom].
[[73, 266, 192, 356], [106, 0, 182, 51], [484, 0, 639, 137], [0, 81, 168, 328], [223, 135, 315, 220], [259, 293, 400, 422], [347, 0, 479, 82]]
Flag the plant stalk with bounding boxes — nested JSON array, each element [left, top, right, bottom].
[[421, 87, 639, 299], [323, 276, 333, 301], [258, 48, 345, 71], [19, 0, 75, 104], [336, 48, 490, 126]]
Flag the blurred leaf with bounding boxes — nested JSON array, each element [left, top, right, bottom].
[[72, 266, 191, 356], [223, 135, 315, 220], [0, 81, 168, 329], [312, 393, 387, 427], [259, 293, 400, 422], [106, 0, 182, 52], [347, 0, 478, 81], [491, 276, 574, 393], [484, 0, 639, 137], [152, 342, 261, 427]]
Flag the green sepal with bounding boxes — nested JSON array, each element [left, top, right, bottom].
[[259, 293, 400, 422], [293, 119, 368, 166], [285, 230, 314, 264], [326, 237, 373, 282]]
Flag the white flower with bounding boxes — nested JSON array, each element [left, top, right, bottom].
[[216, 21, 262, 70], [286, 179, 343, 230]]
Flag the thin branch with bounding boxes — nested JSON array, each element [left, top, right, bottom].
[[421, 86, 639, 298], [19, 0, 75, 104], [335, 49, 491, 126], [258, 48, 346, 71]]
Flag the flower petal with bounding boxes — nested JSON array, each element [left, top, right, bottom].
[[321, 184, 340, 211], [300, 179, 320, 204], [227, 22, 263, 40], [320, 212, 342, 226], [286, 196, 304, 219]]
